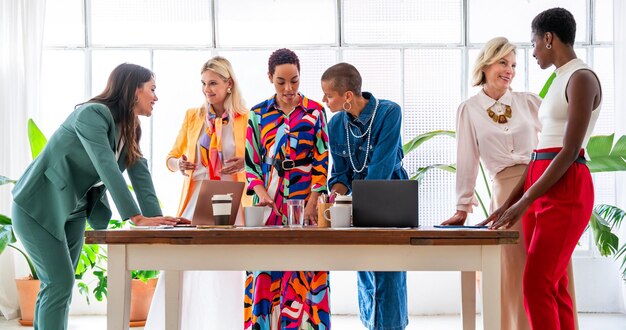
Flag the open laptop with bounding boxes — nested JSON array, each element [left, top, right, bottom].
[[191, 180, 245, 226], [352, 180, 419, 228]]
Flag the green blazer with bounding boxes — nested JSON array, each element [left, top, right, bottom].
[[12, 103, 162, 241]]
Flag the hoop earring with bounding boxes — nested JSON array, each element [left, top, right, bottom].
[[546, 44, 552, 50], [227, 87, 232, 94], [342, 101, 352, 111]]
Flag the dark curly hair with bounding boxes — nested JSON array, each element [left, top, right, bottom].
[[531, 7, 576, 46], [268, 48, 300, 75]]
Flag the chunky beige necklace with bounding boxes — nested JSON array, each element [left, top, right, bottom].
[[486, 103, 512, 124]]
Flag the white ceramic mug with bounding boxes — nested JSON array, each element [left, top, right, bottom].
[[244, 206, 267, 227], [323, 205, 351, 228]]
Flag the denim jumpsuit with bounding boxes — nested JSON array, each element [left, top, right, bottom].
[[328, 92, 409, 330]]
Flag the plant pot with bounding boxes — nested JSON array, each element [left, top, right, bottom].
[[129, 277, 158, 327], [15, 276, 40, 326]]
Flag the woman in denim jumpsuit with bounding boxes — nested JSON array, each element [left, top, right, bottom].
[[321, 62, 408, 330]]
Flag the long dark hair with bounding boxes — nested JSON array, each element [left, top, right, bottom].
[[86, 63, 153, 166]]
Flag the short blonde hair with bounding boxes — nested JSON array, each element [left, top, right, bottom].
[[471, 37, 517, 87], [201, 56, 248, 117]]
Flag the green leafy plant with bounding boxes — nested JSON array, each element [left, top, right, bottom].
[[403, 131, 626, 280]]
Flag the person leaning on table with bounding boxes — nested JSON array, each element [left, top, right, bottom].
[[440, 36, 579, 330], [11, 63, 185, 330]]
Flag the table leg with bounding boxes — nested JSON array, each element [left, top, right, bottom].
[[164, 270, 183, 330], [461, 271, 476, 330], [107, 245, 131, 330], [481, 245, 501, 330]]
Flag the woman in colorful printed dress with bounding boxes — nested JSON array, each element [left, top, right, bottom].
[[244, 48, 331, 329], [322, 62, 408, 330], [486, 8, 602, 329], [145, 56, 249, 330]]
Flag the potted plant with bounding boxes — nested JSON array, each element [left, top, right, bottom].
[[403, 130, 626, 279]]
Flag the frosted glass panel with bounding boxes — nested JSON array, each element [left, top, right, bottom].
[[40, 50, 85, 136], [90, 0, 212, 46], [43, 0, 84, 47], [595, 0, 613, 43], [343, 0, 462, 44], [468, 0, 587, 44], [404, 49, 462, 225], [341, 49, 402, 105], [151, 50, 213, 215], [216, 0, 337, 47], [90, 50, 152, 97]]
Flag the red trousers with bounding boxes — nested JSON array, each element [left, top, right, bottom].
[[522, 148, 593, 330]]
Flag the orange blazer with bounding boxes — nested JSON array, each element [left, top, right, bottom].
[[166, 105, 250, 216]]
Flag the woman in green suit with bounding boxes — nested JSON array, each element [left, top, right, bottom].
[[11, 63, 183, 330]]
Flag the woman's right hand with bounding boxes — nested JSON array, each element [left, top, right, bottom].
[[440, 210, 467, 226], [130, 215, 181, 226], [178, 155, 196, 176], [253, 186, 280, 216]]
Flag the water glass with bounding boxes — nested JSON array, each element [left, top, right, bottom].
[[287, 199, 305, 228]]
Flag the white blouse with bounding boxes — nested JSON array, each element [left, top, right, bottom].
[[456, 89, 542, 212]]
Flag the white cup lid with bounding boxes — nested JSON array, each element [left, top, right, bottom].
[[212, 194, 232, 201]]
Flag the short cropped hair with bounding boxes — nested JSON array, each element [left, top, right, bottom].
[[471, 37, 516, 87], [531, 7, 576, 46], [268, 48, 300, 75], [320, 62, 362, 95]]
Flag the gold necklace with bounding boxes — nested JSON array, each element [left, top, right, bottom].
[[486, 104, 512, 124]]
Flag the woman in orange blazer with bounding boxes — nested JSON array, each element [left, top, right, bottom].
[[145, 56, 249, 330]]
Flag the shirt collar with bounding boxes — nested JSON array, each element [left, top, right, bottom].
[[349, 92, 376, 124], [268, 93, 308, 114], [476, 89, 513, 110]]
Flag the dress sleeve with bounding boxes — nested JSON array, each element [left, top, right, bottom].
[[455, 102, 480, 213], [245, 111, 264, 194], [310, 108, 329, 193]]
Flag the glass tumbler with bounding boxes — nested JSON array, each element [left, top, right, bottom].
[[286, 199, 305, 228]]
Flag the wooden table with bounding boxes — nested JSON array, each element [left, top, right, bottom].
[[85, 227, 517, 330]]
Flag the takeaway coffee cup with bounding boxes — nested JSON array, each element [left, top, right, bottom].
[[212, 194, 232, 225], [323, 205, 351, 228], [244, 206, 267, 227]]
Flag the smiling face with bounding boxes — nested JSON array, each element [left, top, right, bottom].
[[269, 63, 300, 108], [133, 77, 157, 117], [321, 80, 346, 113], [201, 69, 232, 108], [531, 32, 553, 69], [483, 51, 516, 94]]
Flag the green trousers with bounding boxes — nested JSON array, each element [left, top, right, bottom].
[[11, 203, 86, 330]]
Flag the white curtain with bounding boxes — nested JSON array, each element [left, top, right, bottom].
[[615, 0, 626, 312], [0, 0, 46, 320]]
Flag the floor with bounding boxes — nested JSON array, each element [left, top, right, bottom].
[[1, 313, 626, 330]]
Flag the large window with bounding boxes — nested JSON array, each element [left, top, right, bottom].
[[41, 0, 615, 253]]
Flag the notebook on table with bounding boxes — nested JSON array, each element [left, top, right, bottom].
[[191, 180, 245, 226], [352, 180, 419, 228]]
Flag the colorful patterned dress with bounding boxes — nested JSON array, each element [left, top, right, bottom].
[[244, 94, 330, 330]]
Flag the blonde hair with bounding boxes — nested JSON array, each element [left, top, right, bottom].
[[200, 56, 247, 118], [471, 37, 517, 87]]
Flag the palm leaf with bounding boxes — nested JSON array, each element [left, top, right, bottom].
[[588, 204, 625, 257], [0, 175, 16, 186], [586, 134, 626, 173], [403, 130, 455, 155], [0, 214, 11, 226], [27, 118, 47, 159], [410, 163, 456, 183]]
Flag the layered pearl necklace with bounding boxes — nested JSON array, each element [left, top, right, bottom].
[[345, 98, 379, 173]]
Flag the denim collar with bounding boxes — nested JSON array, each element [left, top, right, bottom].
[[348, 92, 376, 125]]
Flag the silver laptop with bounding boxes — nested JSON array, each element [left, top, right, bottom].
[[352, 180, 419, 228]]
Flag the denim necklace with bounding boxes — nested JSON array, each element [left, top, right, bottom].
[[345, 98, 379, 173]]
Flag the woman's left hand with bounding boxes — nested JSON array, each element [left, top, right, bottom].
[[304, 199, 318, 225], [220, 157, 244, 175], [489, 199, 531, 229]]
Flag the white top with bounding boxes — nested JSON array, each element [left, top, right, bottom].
[[456, 89, 542, 212], [537, 58, 601, 149]]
